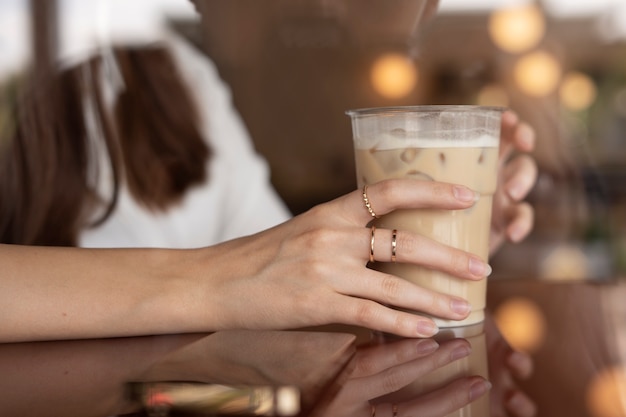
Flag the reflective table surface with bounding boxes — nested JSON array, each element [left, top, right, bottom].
[[1, 279, 625, 417]]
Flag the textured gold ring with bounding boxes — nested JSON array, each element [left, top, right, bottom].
[[363, 185, 379, 219], [391, 229, 397, 262], [369, 226, 376, 263]]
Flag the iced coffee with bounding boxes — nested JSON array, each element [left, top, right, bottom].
[[347, 106, 502, 327]]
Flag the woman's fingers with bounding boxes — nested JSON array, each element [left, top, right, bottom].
[[331, 292, 455, 337], [506, 350, 534, 380], [491, 201, 534, 247], [502, 154, 538, 202], [499, 110, 535, 161], [364, 227, 491, 280], [506, 390, 538, 417], [333, 179, 480, 225], [490, 152, 537, 253]]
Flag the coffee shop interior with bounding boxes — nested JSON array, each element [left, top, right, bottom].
[[1, 0, 625, 416]]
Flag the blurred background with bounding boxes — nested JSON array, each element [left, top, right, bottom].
[[1, 1, 626, 416]]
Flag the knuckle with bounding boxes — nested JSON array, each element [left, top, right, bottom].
[[428, 291, 448, 315], [430, 182, 449, 199], [298, 227, 338, 251], [379, 274, 402, 303], [399, 232, 419, 260], [449, 250, 470, 276], [353, 301, 378, 327], [377, 179, 397, 202]]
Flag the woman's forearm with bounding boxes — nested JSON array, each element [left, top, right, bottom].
[[0, 244, 212, 342]]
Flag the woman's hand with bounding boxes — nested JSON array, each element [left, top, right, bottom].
[[195, 179, 491, 338], [490, 110, 538, 255]]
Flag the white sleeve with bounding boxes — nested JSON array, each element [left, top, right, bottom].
[[166, 33, 292, 241]]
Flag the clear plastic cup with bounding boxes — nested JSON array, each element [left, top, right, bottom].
[[347, 105, 503, 327]]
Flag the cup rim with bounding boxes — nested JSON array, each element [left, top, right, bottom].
[[345, 105, 506, 117]]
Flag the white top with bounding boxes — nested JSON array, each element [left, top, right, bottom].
[[79, 33, 291, 249]]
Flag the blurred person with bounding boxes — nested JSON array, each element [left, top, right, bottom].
[[0, 29, 291, 248]]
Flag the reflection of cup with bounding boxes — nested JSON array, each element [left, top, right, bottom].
[[346, 106, 502, 327], [377, 323, 490, 417]]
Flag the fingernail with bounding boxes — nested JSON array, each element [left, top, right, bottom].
[[507, 351, 534, 377], [507, 182, 524, 200], [453, 186, 480, 203], [508, 225, 525, 243], [469, 258, 492, 277], [415, 339, 439, 355], [450, 344, 472, 361], [469, 380, 492, 401], [417, 320, 438, 337], [451, 298, 472, 316], [506, 391, 537, 416], [518, 124, 535, 148]]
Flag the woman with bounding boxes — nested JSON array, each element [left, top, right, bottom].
[[0, 0, 537, 344]]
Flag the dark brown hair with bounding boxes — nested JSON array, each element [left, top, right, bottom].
[[0, 44, 210, 246]]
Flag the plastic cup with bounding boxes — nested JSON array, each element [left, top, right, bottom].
[[346, 105, 503, 327]]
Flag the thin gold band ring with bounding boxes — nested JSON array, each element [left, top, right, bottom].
[[391, 229, 397, 262], [369, 226, 376, 263]]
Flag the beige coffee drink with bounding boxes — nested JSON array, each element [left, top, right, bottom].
[[347, 106, 502, 327]]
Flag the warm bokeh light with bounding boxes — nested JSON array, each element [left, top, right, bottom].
[[476, 83, 509, 107], [586, 366, 626, 417], [488, 3, 546, 53], [494, 297, 546, 353], [540, 245, 589, 280], [370, 52, 418, 99], [514, 50, 562, 97], [560, 71, 598, 111]]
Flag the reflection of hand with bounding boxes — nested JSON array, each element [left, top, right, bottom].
[[485, 315, 537, 417], [201, 178, 491, 338], [322, 337, 492, 417], [490, 110, 538, 255]]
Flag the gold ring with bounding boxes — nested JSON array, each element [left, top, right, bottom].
[[392, 404, 398, 417], [370, 226, 376, 263], [391, 229, 397, 262], [363, 185, 379, 219], [370, 404, 376, 417]]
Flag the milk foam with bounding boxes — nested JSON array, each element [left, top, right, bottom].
[[353, 132, 499, 150]]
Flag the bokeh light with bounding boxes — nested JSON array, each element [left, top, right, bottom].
[[514, 50, 562, 97], [540, 245, 590, 280], [586, 366, 626, 417], [494, 297, 546, 353], [488, 3, 546, 54], [370, 52, 418, 99], [560, 71, 598, 111]]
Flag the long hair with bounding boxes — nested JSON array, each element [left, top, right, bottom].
[[0, 44, 210, 246]]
